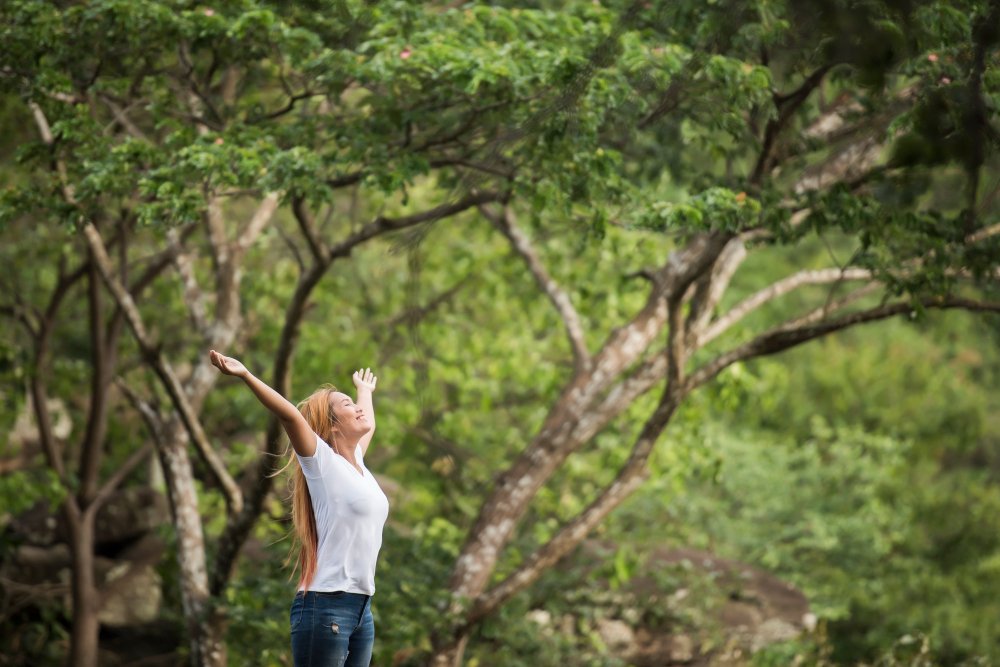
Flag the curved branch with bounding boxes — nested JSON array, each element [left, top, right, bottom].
[[465, 391, 683, 629], [463, 292, 1000, 629], [325, 191, 501, 261], [291, 196, 326, 262], [684, 238, 748, 345], [751, 64, 833, 184], [482, 205, 590, 371], [696, 267, 873, 347], [687, 296, 1000, 391], [82, 222, 244, 514], [30, 101, 243, 514]]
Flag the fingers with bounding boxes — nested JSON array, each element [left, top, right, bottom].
[[353, 367, 378, 388], [209, 350, 234, 374]]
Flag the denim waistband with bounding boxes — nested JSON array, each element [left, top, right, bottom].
[[295, 590, 371, 600]]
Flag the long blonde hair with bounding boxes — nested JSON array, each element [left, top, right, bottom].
[[288, 384, 340, 591]]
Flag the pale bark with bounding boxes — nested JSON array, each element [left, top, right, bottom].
[[684, 238, 748, 346], [440, 233, 730, 664], [425, 66, 993, 667], [30, 101, 238, 667], [695, 267, 873, 347], [82, 222, 244, 515]]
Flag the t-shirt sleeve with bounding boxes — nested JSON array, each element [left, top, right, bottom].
[[296, 433, 333, 479]]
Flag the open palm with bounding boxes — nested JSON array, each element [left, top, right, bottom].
[[352, 368, 377, 392], [209, 350, 248, 378]]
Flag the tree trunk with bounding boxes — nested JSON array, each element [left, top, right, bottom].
[[428, 635, 469, 667], [159, 438, 227, 667], [66, 506, 99, 667]]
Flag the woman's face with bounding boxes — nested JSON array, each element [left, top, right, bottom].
[[329, 391, 372, 440]]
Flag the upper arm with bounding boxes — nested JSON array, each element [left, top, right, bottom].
[[282, 412, 317, 457]]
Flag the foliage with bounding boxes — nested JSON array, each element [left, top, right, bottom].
[[1, 0, 999, 665]]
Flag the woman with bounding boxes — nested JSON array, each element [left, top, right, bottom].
[[209, 349, 389, 667]]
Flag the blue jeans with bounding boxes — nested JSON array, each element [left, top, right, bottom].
[[290, 591, 374, 667]]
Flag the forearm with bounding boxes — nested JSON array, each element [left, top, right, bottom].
[[242, 372, 300, 423], [357, 388, 375, 427]]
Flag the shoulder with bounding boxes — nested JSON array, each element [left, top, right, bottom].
[[297, 433, 334, 478]]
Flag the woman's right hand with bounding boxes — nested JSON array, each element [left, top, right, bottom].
[[209, 350, 249, 378]]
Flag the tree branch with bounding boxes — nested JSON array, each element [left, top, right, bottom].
[[465, 389, 683, 629], [430, 158, 515, 180], [696, 267, 873, 347], [233, 192, 280, 263], [482, 205, 590, 372], [91, 430, 154, 514], [751, 64, 833, 184], [81, 222, 244, 513], [324, 191, 501, 262], [29, 101, 244, 514], [210, 191, 500, 595], [169, 228, 211, 338], [291, 196, 327, 263], [98, 94, 150, 142], [687, 296, 1000, 391], [684, 238, 748, 346], [967, 221, 1000, 245]]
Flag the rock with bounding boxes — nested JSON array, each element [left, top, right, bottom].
[[527, 609, 552, 627], [7, 487, 168, 549], [751, 618, 800, 651], [575, 541, 812, 666], [9, 394, 72, 447], [596, 618, 634, 652], [669, 633, 695, 662], [99, 562, 162, 626], [92, 488, 169, 549]]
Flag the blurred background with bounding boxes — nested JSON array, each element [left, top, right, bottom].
[[1, 1, 999, 665]]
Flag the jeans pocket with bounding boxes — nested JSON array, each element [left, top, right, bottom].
[[289, 593, 305, 630]]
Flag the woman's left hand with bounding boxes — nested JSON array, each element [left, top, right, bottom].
[[352, 367, 378, 392]]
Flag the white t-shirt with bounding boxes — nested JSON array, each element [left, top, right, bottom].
[[296, 434, 389, 595]]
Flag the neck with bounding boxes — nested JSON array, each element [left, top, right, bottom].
[[330, 433, 361, 459]]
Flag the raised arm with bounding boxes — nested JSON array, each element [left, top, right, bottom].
[[352, 367, 378, 457], [209, 350, 316, 457]]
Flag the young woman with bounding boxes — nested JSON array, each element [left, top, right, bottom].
[[209, 350, 389, 667]]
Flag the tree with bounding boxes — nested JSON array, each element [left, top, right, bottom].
[[2, 2, 500, 664], [412, 0, 1000, 663]]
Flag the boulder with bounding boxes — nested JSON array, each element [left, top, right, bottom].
[[576, 542, 811, 666]]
